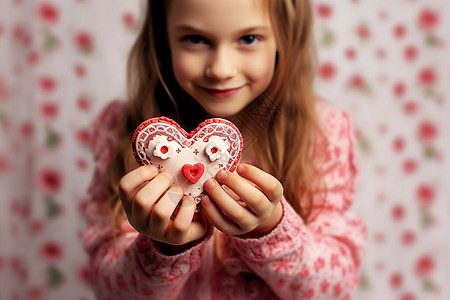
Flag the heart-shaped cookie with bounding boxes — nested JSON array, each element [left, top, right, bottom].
[[132, 117, 243, 214]]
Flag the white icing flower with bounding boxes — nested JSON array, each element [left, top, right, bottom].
[[149, 135, 177, 160], [206, 137, 229, 161]]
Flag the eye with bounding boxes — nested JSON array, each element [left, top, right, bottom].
[[240, 35, 260, 45], [184, 35, 208, 45], [205, 137, 229, 162]]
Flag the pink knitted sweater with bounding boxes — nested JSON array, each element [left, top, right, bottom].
[[83, 100, 366, 300]]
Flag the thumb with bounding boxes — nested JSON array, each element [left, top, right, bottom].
[[187, 213, 212, 243]]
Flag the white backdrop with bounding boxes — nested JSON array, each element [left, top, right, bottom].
[[0, 1, 449, 299]]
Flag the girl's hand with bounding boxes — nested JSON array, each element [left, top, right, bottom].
[[201, 164, 284, 238], [119, 165, 209, 246]]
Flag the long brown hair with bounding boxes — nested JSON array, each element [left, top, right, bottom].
[[106, 0, 323, 229]]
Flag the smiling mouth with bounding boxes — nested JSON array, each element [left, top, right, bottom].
[[202, 86, 243, 98]]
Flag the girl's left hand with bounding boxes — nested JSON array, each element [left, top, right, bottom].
[[201, 164, 284, 238]]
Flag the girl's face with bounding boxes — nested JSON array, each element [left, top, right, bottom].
[[166, 0, 277, 118]]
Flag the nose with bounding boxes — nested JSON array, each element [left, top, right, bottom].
[[205, 47, 237, 80]]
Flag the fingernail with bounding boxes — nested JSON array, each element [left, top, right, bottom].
[[237, 164, 246, 174], [216, 170, 227, 181], [201, 195, 211, 206], [204, 178, 216, 190]]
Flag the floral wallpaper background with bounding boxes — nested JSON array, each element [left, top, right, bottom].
[[0, 1, 448, 300]]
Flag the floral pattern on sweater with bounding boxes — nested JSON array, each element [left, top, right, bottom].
[[82, 100, 366, 300]]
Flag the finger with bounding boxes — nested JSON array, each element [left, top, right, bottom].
[[132, 172, 173, 229], [119, 165, 159, 213], [236, 164, 284, 202], [214, 170, 270, 217], [204, 177, 256, 225], [149, 186, 183, 236], [222, 185, 247, 207], [201, 194, 241, 235], [166, 196, 197, 244]]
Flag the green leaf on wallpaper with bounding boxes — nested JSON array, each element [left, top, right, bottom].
[[320, 27, 335, 47], [358, 272, 371, 290], [423, 145, 436, 159], [425, 34, 438, 47], [46, 126, 61, 149], [44, 197, 61, 219], [420, 208, 434, 229], [358, 138, 371, 155], [42, 29, 59, 52], [0, 111, 7, 123], [424, 88, 435, 98], [47, 201, 61, 219], [47, 265, 64, 288], [422, 278, 435, 292]]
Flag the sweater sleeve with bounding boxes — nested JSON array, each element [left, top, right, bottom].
[[82, 101, 211, 300], [230, 105, 366, 300]]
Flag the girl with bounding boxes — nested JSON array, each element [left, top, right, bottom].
[[83, 0, 366, 299]]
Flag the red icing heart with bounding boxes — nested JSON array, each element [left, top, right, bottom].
[[132, 117, 243, 217], [182, 163, 204, 184]]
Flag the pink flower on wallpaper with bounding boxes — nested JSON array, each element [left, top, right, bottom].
[[375, 48, 386, 60], [29, 220, 45, 234], [78, 265, 90, 284], [38, 167, 63, 195], [20, 121, 34, 137], [122, 12, 137, 28], [350, 74, 366, 89], [401, 230, 416, 246], [40, 241, 63, 261], [393, 82, 406, 98], [345, 48, 357, 60], [28, 50, 40, 65], [76, 128, 91, 146], [12, 24, 26, 44], [316, 4, 333, 19], [418, 9, 439, 31], [392, 137, 405, 152], [391, 204, 405, 221], [75, 31, 94, 52], [403, 101, 418, 115], [416, 184, 435, 207], [418, 68, 436, 86], [394, 24, 406, 39], [417, 121, 438, 143], [401, 293, 416, 300], [0, 155, 9, 174], [38, 76, 57, 93], [318, 62, 336, 81], [74, 64, 86, 78], [404, 45, 418, 61], [27, 287, 44, 300], [403, 159, 417, 174], [40, 102, 59, 120], [76, 158, 88, 170], [390, 272, 403, 289], [38, 2, 59, 24], [415, 255, 435, 278], [0, 78, 11, 102], [356, 24, 370, 40], [77, 96, 90, 111]]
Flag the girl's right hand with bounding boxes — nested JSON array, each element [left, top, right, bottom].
[[119, 165, 209, 246]]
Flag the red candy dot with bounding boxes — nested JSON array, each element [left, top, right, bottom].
[[160, 146, 168, 154], [211, 147, 217, 154]]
